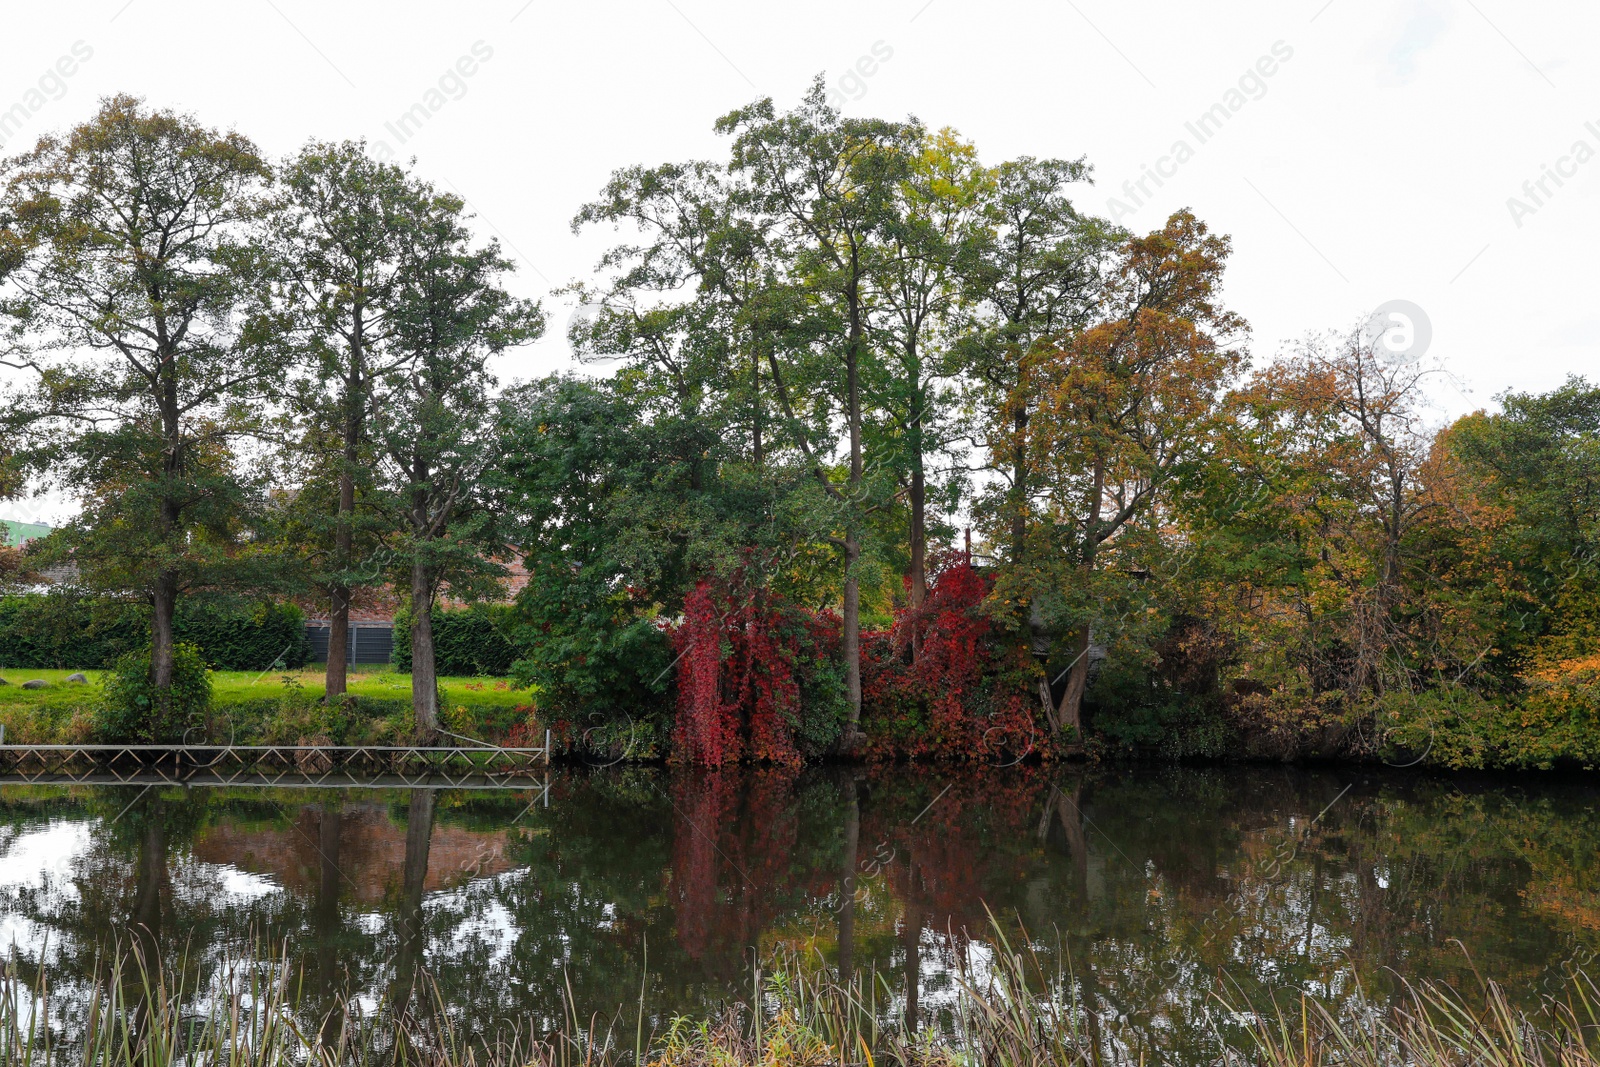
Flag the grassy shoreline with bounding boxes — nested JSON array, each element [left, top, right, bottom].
[[0, 666, 532, 710], [1, 664, 1595, 773], [0, 666, 535, 746]]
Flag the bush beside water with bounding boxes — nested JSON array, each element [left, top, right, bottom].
[[95, 643, 212, 743]]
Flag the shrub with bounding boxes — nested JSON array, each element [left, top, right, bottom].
[[509, 605, 673, 729], [178, 599, 311, 671], [1085, 613, 1240, 760], [0, 594, 309, 671], [672, 580, 845, 765], [1092, 694, 1236, 760], [861, 556, 1045, 761], [96, 642, 212, 743], [1508, 661, 1600, 769]]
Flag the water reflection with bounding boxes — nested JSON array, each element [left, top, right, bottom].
[[1, 767, 1597, 1055]]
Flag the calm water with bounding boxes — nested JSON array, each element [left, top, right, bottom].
[[2, 765, 1598, 1053]]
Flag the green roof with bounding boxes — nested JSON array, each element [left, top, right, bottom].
[[0, 519, 52, 548]]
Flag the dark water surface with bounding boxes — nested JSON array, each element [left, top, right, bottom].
[[2, 766, 1598, 1049]]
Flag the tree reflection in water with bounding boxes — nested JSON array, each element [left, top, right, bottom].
[[0, 767, 1597, 1059]]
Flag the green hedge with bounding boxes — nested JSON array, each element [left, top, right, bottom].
[[0, 595, 143, 669], [177, 601, 311, 671], [0, 595, 310, 671], [391, 606, 519, 676]]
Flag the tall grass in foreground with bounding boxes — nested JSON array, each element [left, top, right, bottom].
[[1240, 969, 1600, 1067], [4, 934, 1599, 1066]]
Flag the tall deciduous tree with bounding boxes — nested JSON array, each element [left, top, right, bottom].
[[272, 140, 429, 701], [0, 95, 277, 699], [962, 157, 1118, 566], [865, 128, 988, 627], [1236, 331, 1444, 696], [374, 189, 542, 734], [1011, 211, 1246, 736], [570, 159, 773, 468], [1449, 378, 1600, 663], [718, 78, 919, 739]]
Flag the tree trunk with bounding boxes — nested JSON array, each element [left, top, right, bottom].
[[842, 264, 864, 739], [751, 346, 763, 467], [838, 774, 859, 981], [1056, 463, 1105, 739], [1056, 625, 1091, 739], [1039, 676, 1060, 733], [1010, 403, 1029, 562], [843, 535, 862, 737], [909, 461, 926, 659], [153, 369, 181, 695], [393, 789, 435, 1018], [907, 366, 927, 662], [326, 583, 351, 701], [150, 569, 177, 693], [325, 552, 352, 700], [410, 561, 441, 738], [1383, 474, 1404, 600], [326, 344, 363, 702]]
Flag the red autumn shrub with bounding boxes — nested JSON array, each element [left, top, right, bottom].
[[672, 579, 845, 765], [672, 555, 1044, 764], [675, 581, 738, 765], [862, 554, 1046, 761]]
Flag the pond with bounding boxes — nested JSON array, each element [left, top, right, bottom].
[[1, 765, 1597, 1057]]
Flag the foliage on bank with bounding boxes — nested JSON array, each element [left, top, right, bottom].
[[0, 594, 310, 672], [2, 90, 1598, 768]]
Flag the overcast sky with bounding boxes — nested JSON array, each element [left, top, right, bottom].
[[3, 0, 1597, 523]]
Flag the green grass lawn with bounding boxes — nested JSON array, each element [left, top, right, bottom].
[[0, 665, 534, 745], [221, 665, 534, 710], [0, 668, 103, 708], [1, 668, 537, 710], [0, 665, 529, 710]]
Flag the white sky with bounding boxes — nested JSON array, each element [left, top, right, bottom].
[[3, 0, 1597, 523]]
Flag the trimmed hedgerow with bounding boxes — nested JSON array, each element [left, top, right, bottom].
[[391, 606, 519, 677], [0, 594, 144, 669], [0, 594, 310, 671], [176, 600, 311, 671]]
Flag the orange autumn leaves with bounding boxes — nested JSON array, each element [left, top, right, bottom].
[[1021, 212, 1246, 528]]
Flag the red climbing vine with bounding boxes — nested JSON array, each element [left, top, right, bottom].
[[674, 553, 1045, 764], [672, 576, 840, 766], [862, 552, 1046, 761], [674, 581, 738, 765]]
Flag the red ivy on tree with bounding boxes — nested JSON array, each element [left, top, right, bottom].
[[862, 553, 1046, 761], [673, 580, 829, 765], [674, 554, 1045, 764]]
